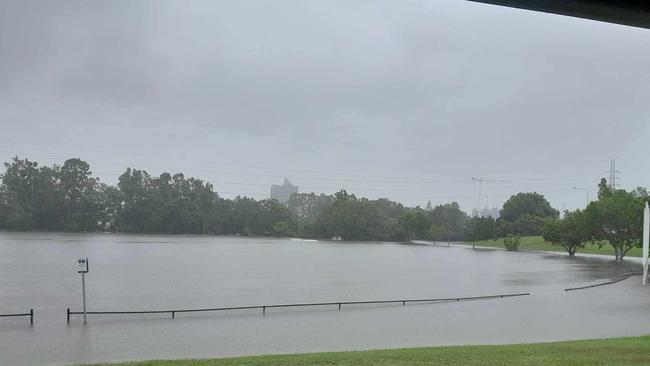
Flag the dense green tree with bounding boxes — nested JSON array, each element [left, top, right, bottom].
[[117, 168, 155, 232], [429, 224, 449, 242], [0, 185, 8, 229], [269, 221, 287, 236], [315, 191, 387, 241], [500, 192, 559, 222], [398, 209, 430, 242], [465, 216, 497, 242], [205, 197, 235, 235], [542, 210, 590, 257], [287, 192, 333, 236], [60, 159, 91, 206], [371, 198, 408, 241], [496, 214, 551, 237], [1, 157, 65, 230], [513, 214, 547, 236], [287, 193, 333, 222], [170, 174, 216, 233], [33, 165, 64, 229], [230, 196, 265, 236], [498, 192, 558, 236], [98, 184, 123, 232], [261, 198, 293, 235], [59, 158, 103, 231], [597, 178, 612, 199], [584, 190, 645, 261], [373, 198, 408, 220], [496, 218, 516, 238], [428, 202, 469, 241], [2, 157, 41, 230]]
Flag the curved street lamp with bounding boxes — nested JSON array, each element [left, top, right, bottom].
[[572, 187, 591, 207]]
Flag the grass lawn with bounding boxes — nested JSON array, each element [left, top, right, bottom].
[[473, 236, 642, 258], [91, 336, 650, 366]]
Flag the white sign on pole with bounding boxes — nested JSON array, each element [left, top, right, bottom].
[[643, 202, 649, 286], [77, 257, 89, 273]]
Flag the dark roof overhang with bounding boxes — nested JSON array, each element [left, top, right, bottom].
[[467, 1, 650, 29]]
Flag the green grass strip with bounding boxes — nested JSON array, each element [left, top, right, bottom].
[[90, 335, 650, 366], [473, 236, 643, 258]]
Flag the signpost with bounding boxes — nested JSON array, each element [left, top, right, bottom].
[[643, 202, 649, 286], [77, 258, 89, 324]]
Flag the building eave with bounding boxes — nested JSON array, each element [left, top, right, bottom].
[[467, 0, 650, 29]]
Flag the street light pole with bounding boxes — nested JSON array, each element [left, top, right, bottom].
[[572, 187, 591, 207]]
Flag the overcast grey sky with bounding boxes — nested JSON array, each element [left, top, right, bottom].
[[1, 0, 648, 213]]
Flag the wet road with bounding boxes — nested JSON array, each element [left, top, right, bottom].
[[0, 232, 648, 366]]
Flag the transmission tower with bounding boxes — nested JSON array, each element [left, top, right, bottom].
[[607, 157, 620, 190], [471, 177, 507, 216]]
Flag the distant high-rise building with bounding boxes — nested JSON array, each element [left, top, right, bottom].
[[270, 178, 298, 203], [472, 206, 500, 218]]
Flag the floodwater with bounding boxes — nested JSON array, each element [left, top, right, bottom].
[[1, 232, 649, 366]]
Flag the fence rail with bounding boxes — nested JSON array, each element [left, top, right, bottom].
[[67, 292, 529, 323], [564, 273, 637, 292], [0, 309, 34, 325]]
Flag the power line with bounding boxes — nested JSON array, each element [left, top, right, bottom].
[[0, 149, 604, 199], [0, 147, 605, 208], [214, 188, 574, 201], [0, 146, 606, 186], [86, 171, 599, 193]]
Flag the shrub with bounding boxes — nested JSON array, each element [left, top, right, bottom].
[[6, 210, 33, 231], [271, 221, 291, 237], [503, 234, 520, 251]]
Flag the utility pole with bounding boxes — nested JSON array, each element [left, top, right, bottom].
[[472, 177, 484, 217], [472, 177, 509, 217]]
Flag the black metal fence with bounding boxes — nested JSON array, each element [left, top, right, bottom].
[[67, 292, 529, 323], [564, 273, 637, 292], [0, 309, 34, 325]]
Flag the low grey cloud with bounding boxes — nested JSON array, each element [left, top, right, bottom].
[[1, 0, 648, 212]]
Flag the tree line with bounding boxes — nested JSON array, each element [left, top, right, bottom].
[[0, 157, 472, 241], [463, 191, 560, 242], [541, 180, 648, 260], [4, 157, 644, 255], [464, 179, 649, 261]]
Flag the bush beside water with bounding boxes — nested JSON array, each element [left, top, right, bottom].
[[503, 234, 520, 251]]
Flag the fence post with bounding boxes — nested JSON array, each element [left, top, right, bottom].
[[338, 303, 341, 311], [262, 306, 266, 315], [172, 311, 175, 319], [67, 308, 70, 324], [30, 309, 33, 325]]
